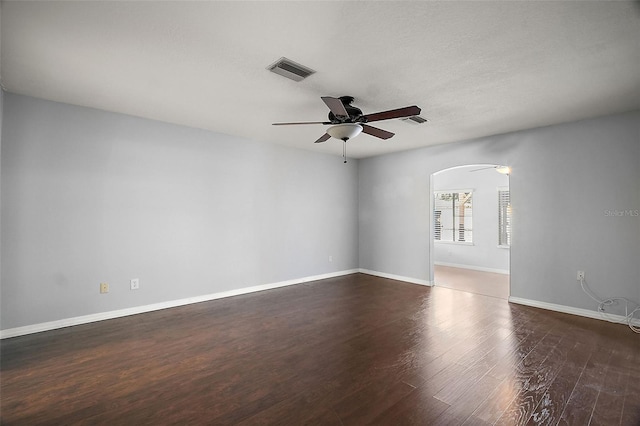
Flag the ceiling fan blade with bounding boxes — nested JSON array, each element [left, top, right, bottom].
[[314, 133, 331, 143], [272, 121, 330, 126], [363, 105, 421, 123], [321, 96, 350, 117], [469, 166, 496, 172], [362, 124, 394, 140]]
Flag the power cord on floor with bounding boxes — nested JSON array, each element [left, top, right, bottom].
[[579, 278, 640, 333]]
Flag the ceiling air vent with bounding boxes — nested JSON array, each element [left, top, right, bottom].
[[402, 115, 429, 124], [267, 57, 315, 82]]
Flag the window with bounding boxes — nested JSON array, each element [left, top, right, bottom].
[[498, 188, 511, 247], [434, 191, 473, 243]]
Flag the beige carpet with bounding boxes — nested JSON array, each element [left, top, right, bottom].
[[434, 265, 509, 299]]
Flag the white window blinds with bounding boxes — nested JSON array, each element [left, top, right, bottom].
[[498, 189, 511, 246], [434, 191, 473, 242]]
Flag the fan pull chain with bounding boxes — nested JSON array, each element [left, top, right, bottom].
[[343, 139, 347, 163]]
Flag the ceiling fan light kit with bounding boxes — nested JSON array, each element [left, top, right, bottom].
[[327, 123, 363, 141]]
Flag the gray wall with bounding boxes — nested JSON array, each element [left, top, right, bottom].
[[2, 92, 638, 330], [433, 166, 509, 272], [1, 93, 359, 329], [359, 111, 640, 315], [0, 89, 3, 324]]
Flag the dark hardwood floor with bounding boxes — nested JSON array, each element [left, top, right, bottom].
[[1, 273, 639, 425]]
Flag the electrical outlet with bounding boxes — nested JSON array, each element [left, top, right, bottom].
[[130, 278, 139, 290], [577, 271, 585, 281], [329, 255, 333, 262], [100, 283, 109, 294]]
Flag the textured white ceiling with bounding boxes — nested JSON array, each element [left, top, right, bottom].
[[2, 1, 639, 159]]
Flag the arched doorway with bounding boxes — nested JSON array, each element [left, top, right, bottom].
[[429, 164, 511, 299]]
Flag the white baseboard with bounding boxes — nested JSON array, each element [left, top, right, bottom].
[[0, 269, 360, 339], [358, 268, 432, 286], [434, 261, 509, 275], [509, 296, 640, 327], [7, 273, 633, 339]]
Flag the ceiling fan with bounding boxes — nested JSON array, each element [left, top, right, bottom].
[[272, 96, 421, 144], [470, 165, 511, 174]]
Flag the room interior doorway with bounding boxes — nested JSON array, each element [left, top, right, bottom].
[[429, 164, 511, 299]]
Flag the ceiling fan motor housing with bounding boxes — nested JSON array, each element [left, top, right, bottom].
[[327, 96, 364, 123]]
